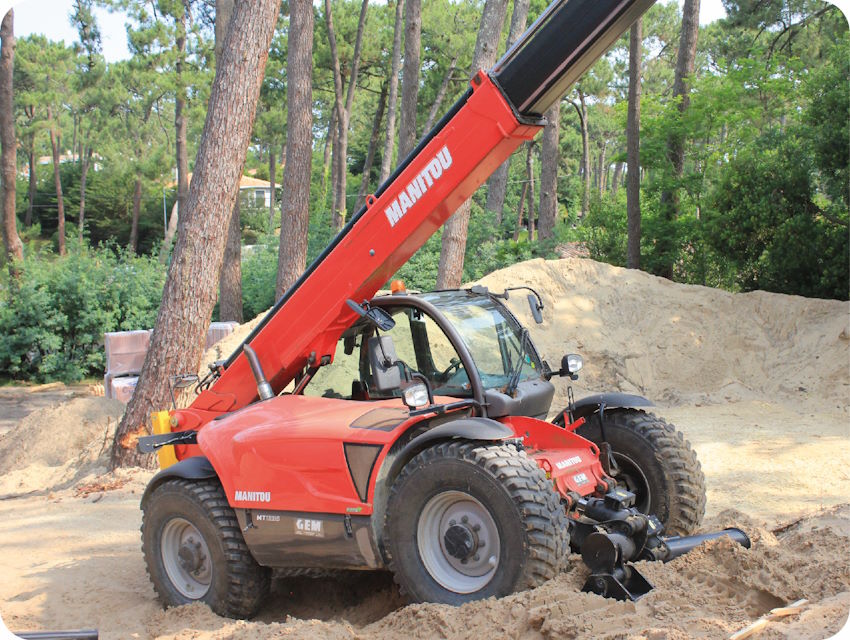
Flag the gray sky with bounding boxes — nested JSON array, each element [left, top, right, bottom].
[[2, 0, 741, 64]]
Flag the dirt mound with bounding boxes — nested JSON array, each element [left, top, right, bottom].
[[122, 505, 849, 639], [0, 395, 125, 495], [475, 258, 849, 412], [204, 258, 849, 412]]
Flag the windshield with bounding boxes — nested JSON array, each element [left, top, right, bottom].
[[421, 291, 543, 390]]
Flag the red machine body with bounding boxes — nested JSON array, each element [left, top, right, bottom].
[[195, 396, 607, 515]]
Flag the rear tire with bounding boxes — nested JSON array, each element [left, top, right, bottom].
[[141, 478, 270, 618], [575, 409, 706, 536], [384, 442, 569, 605]]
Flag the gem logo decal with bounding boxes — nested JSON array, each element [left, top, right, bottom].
[[385, 146, 453, 227], [295, 518, 324, 537]]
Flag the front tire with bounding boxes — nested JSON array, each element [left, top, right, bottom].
[[575, 409, 706, 536], [384, 442, 569, 605], [141, 478, 270, 618]]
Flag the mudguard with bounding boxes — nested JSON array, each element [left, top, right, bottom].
[[554, 392, 653, 426], [385, 417, 515, 481], [140, 456, 217, 506]]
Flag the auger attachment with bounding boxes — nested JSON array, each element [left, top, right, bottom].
[[574, 489, 751, 601]]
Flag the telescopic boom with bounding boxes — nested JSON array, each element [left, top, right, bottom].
[[176, 0, 655, 431]]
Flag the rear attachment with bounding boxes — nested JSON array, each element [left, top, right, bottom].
[[575, 489, 751, 600]]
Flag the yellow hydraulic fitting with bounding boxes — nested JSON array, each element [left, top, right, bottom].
[[151, 410, 178, 470]]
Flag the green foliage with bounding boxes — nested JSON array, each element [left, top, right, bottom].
[[706, 131, 848, 299], [578, 191, 628, 267], [0, 245, 166, 382], [803, 36, 850, 210], [241, 239, 279, 320]]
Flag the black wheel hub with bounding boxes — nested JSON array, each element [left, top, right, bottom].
[[178, 540, 204, 574], [613, 453, 651, 514], [443, 524, 476, 560]]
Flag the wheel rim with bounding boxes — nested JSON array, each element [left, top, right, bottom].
[[417, 490, 501, 594], [160, 517, 212, 599], [613, 452, 652, 514]]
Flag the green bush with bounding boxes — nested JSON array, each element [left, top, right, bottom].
[[0, 244, 166, 382], [241, 238, 279, 319]]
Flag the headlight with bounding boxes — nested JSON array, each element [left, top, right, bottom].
[[402, 383, 429, 408], [566, 354, 583, 374]]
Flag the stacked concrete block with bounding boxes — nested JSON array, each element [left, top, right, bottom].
[[104, 329, 151, 401], [206, 321, 239, 349], [103, 323, 239, 404]]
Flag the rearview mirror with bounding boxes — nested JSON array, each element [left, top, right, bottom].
[[368, 335, 402, 391], [528, 294, 543, 324], [346, 299, 396, 331]]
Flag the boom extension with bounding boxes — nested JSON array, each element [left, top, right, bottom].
[[176, 0, 656, 430]]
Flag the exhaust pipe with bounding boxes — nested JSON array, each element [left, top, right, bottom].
[[243, 344, 274, 401]]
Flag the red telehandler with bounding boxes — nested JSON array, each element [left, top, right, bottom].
[[138, 0, 749, 618]]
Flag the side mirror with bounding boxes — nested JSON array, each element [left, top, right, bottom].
[[528, 294, 543, 324], [368, 335, 402, 391], [346, 299, 396, 331], [560, 354, 583, 379]]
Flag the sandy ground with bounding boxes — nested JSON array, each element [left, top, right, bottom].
[[1, 258, 848, 639]]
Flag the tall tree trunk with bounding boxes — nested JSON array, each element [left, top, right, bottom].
[[355, 81, 387, 211], [219, 198, 243, 322], [513, 180, 527, 241], [379, 0, 404, 184], [330, 115, 341, 215], [538, 100, 560, 240], [573, 91, 590, 218], [25, 134, 35, 227], [325, 0, 369, 229], [111, 0, 280, 469], [160, 203, 179, 263], [129, 174, 142, 254], [268, 146, 276, 229], [422, 54, 458, 133], [484, 0, 530, 225], [526, 141, 536, 241], [657, 0, 700, 279], [78, 146, 92, 242], [397, 0, 420, 161], [175, 9, 189, 229], [0, 10, 22, 263], [276, 0, 314, 298], [627, 19, 642, 270], [321, 107, 336, 198], [436, 0, 509, 289], [611, 161, 623, 197], [216, 0, 243, 323], [597, 141, 607, 197], [47, 106, 66, 256]]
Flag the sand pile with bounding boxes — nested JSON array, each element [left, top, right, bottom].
[[0, 395, 125, 496], [205, 258, 849, 412], [476, 259, 849, 411], [129, 505, 849, 640]]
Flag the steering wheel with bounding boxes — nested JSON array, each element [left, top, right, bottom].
[[437, 357, 462, 381]]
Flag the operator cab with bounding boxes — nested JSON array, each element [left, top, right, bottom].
[[303, 288, 557, 420]]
